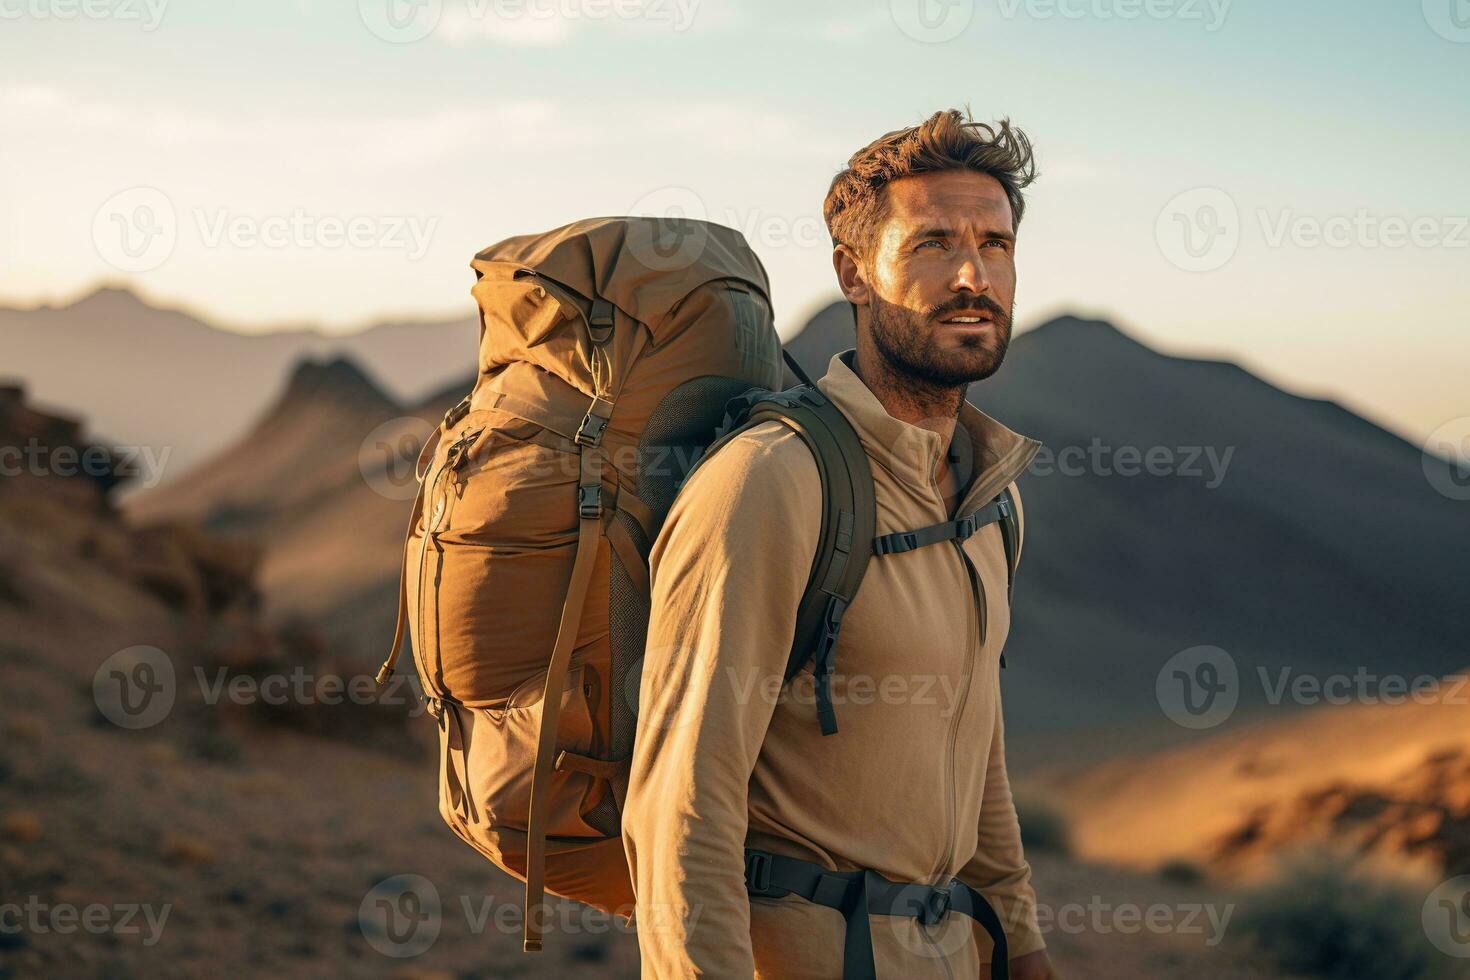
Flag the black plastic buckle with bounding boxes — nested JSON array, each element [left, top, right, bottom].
[[575, 411, 609, 447], [442, 396, 470, 429], [577, 485, 602, 520], [588, 300, 615, 344], [954, 515, 978, 540], [996, 496, 1012, 519], [882, 531, 918, 555], [745, 852, 776, 896], [815, 595, 847, 663], [920, 883, 954, 926]]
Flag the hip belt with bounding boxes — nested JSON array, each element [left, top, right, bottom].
[[744, 848, 1009, 980]]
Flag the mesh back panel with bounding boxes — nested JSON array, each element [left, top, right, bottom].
[[606, 375, 761, 822]]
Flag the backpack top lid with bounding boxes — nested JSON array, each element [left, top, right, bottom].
[[471, 216, 772, 338]]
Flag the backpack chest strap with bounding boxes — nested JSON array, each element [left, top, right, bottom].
[[872, 494, 1012, 557]]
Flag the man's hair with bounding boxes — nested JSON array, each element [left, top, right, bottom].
[[823, 109, 1038, 253]]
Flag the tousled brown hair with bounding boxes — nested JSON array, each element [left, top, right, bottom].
[[823, 109, 1037, 253]]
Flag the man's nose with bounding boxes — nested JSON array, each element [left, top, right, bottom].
[[950, 249, 991, 294]]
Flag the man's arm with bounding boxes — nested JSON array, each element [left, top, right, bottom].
[[623, 424, 821, 978], [960, 483, 1049, 966], [961, 701, 1048, 962]]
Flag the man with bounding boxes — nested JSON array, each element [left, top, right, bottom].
[[624, 109, 1055, 980]]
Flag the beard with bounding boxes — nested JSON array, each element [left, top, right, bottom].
[[868, 291, 1013, 389]]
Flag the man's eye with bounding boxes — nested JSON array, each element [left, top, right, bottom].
[[917, 239, 945, 250], [983, 238, 1012, 250]]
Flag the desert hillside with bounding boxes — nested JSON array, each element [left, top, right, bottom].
[[1, 384, 1311, 979], [1030, 677, 1470, 881]]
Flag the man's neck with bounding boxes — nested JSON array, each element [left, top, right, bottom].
[[852, 344, 969, 509]]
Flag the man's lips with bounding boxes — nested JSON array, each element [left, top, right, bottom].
[[935, 311, 996, 326]]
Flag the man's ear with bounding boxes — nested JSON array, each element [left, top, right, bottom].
[[832, 244, 871, 308]]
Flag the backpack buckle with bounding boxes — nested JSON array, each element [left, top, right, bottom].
[[954, 515, 977, 540], [577, 485, 603, 520], [575, 412, 609, 447], [745, 851, 778, 897], [996, 496, 1012, 519], [920, 883, 954, 926], [442, 395, 470, 429]]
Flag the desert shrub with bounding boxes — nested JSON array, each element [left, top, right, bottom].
[[1015, 797, 1071, 856], [1235, 854, 1458, 980], [1159, 859, 1206, 886]]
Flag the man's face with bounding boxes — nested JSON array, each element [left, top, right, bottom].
[[843, 169, 1017, 388]]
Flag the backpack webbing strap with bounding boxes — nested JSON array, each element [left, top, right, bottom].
[[744, 848, 1010, 980], [525, 310, 649, 954], [523, 442, 603, 952], [997, 485, 1020, 603], [872, 494, 1013, 557], [731, 385, 876, 736]]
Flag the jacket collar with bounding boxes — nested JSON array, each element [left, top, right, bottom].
[[815, 348, 1042, 509]]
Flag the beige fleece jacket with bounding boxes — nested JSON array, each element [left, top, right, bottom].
[[624, 348, 1046, 978]]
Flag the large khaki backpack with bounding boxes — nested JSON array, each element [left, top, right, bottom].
[[375, 217, 785, 951]]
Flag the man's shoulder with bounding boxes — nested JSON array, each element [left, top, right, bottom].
[[688, 420, 821, 495]]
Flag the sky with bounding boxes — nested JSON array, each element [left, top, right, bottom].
[[0, 0, 1466, 444]]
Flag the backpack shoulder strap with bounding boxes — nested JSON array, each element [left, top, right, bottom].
[[998, 483, 1021, 604], [685, 380, 876, 735]]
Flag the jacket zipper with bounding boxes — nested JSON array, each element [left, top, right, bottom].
[[926, 436, 1036, 972]]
